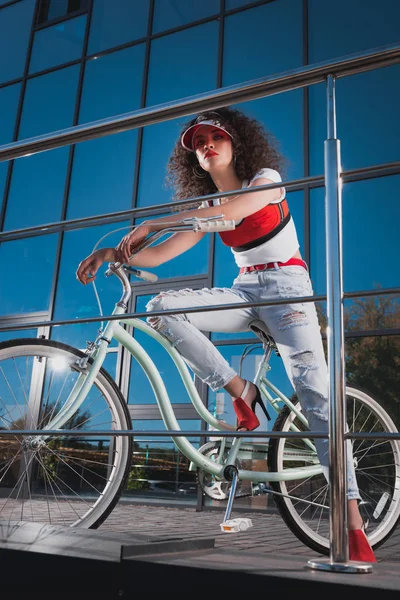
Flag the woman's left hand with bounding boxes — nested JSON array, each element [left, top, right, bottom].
[[115, 224, 150, 264]]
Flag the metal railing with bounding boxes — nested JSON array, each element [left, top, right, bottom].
[[0, 42, 399, 572]]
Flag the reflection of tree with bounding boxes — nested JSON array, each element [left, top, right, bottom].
[[317, 293, 400, 424]]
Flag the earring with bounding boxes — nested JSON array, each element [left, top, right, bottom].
[[192, 165, 207, 179]]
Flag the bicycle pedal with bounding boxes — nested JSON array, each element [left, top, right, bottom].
[[220, 518, 253, 533]]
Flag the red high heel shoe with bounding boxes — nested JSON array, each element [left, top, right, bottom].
[[233, 381, 270, 431], [349, 525, 377, 563]]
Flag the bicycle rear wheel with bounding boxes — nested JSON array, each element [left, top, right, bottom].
[[0, 338, 132, 528], [267, 385, 400, 555]]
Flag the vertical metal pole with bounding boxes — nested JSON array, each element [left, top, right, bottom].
[[308, 75, 371, 573], [324, 74, 348, 564]]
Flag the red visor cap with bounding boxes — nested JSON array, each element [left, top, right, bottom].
[[181, 119, 233, 152]]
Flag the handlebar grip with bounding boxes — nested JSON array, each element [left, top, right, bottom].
[[196, 219, 236, 232], [135, 269, 158, 283]]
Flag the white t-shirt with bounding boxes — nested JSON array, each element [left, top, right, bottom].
[[202, 168, 299, 267]]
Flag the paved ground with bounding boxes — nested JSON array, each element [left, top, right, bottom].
[[99, 501, 400, 564]]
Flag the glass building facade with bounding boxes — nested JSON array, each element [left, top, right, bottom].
[[0, 0, 399, 510]]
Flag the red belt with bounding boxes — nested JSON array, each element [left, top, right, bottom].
[[239, 257, 308, 274]]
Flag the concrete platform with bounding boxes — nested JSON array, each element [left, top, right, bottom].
[[0, 506, 399, 600]]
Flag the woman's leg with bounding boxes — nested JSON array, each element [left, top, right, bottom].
[[255, 266, 361, 509], [146, 286, 257, 391]]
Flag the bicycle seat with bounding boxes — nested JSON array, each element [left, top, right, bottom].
[[249, 319, 280, 356]]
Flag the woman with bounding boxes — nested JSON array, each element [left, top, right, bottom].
[[77, 107, 375, 562]]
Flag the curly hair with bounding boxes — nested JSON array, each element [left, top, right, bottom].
[[165, 106, 286, 208]]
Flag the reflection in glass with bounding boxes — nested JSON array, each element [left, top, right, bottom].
[[0, 83, 21, 144], [0, 234, 58, 315], [146, 21, 218, 106], [124, 419, 200, 503], [137, 119, 187, 208], [309, 66, 400, 175], [225, 0, 255, 8], [310, 176, 400, 295], [29, 15, 86, 74], [223, 0, 303, 87], [128, 296, 196, 405], [152, 0, 219, 33], [308, 0, 400, 63], [0, 82, 21, 214], [52, 222, 130, 348], [0, 329, 37, 343], [67, 131, 138, 219], [4, 147, 69, 230], [79, 44, 145, 123], [234, 92, 304, 181], [0, 0, 35, 84], [133, 213, 209, 279], [18, 65, 80, 138], [88, 0, 150, 54]]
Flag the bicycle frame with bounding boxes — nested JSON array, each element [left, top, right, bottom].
[[40, 265, 322, 485]]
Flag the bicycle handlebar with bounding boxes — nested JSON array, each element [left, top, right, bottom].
[[109, 215, 235, 282]]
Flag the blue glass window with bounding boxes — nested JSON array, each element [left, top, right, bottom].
[[18, 64, 80, 138], [0, 0, 35, 84], [67, 131, 138, 220], [88, 0, 150, 54], [234, 91, 304, 181], [0, 82, 21, 212], [79, 44, 145, 124], [137, 118, 187, 209], [152, 0, 219, 33], [223, 0, 303, 87], [131, 420, 201, 448], [146, 22, 218, 107], [309, 65, 400, 175], [133, 213, 209, 279], [225, 0, 256, 9], [29, 15, 86, 74], [0, 234, 58, 315], [308, 0, 400, 64], [37, 0, 88, 24], [4, 147, 69, 231], [0, 328, 37, 343], [139, 22, 218, 210], [0, 164, 8, 212], [0, 82, 21, 144], [128, 295, 196, 405], [310, 175, 400, 295], [52, 222, 130, 348]]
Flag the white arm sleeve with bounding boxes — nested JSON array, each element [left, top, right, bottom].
[[250, 168, 285, 202]]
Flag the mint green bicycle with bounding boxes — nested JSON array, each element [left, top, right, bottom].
[[0, 217, 399, 556]]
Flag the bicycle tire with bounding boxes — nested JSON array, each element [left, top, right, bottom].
[[0, 338, 133, 528], [267, 385, 400, 555]]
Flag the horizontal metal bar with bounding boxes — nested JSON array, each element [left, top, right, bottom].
[[0, 43, 398, 164], [346, 432, 400, 440], [0, 286, 398, 333], [1, 160, 399, 243], [0, 179, 291, 241], [0, 429, 398, 440], [0, 429, 328, 438], [343, 288, 400, 299]]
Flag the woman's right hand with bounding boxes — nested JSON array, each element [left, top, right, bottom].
[[76, 248, 116, 285]]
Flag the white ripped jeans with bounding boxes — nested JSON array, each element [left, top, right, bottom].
[[146, 264, 359, 500]]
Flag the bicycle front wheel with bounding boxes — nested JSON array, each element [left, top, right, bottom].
[[267, 385, 400, 555], [0, 339, 132, 528]]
